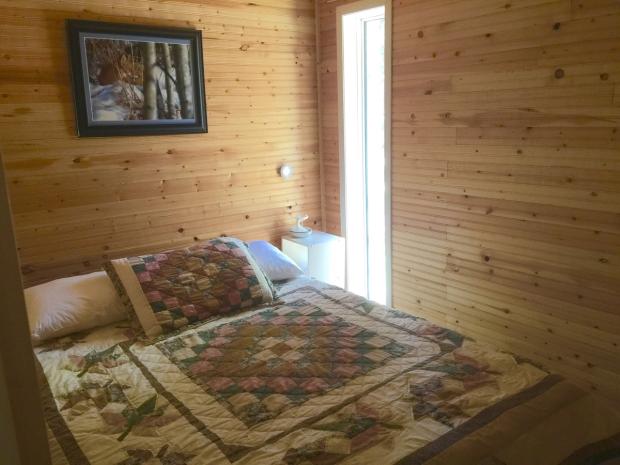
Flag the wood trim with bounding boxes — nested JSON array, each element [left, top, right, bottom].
[[0, 151, 51, 465], [384, 0, 393, 307], [336, 0, 346, 239], [315, 0, 327, 230]]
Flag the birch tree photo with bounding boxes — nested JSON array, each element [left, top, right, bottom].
[[85, 37, 194, 122]]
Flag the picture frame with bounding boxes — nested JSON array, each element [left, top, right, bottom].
[[66, 20, 207, 137]]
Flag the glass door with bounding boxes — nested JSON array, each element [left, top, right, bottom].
[[338, 1, 391, 305]]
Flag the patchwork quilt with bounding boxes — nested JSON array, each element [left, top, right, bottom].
[[37, 278, 620, 465], [105, 237, 275, 340]]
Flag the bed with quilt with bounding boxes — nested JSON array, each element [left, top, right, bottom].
[[29, 238, 620, 465]]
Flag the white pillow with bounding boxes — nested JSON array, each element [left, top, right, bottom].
[[25, 271, 127, 345], [248, 240, 304, 281]]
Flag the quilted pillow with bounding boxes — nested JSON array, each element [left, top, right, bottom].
[[104, 237, 275, 339]]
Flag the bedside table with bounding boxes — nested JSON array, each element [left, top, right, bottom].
[[282, 231, 345, 288]]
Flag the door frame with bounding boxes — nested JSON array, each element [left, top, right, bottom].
[[0, 151, 51, 465], [336, 0, 392, 306]]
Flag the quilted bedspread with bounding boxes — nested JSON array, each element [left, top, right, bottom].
[[37, 278, 620, 465]]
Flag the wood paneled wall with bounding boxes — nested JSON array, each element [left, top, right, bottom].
[[0, 0, 320, 286], [318, 0, 620, 405]]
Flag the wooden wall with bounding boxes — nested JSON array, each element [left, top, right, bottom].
[[318, 0, 620, 405], [0, 0, 320, 286]]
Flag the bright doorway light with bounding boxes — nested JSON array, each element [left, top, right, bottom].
[[338, 0, 391, 305]]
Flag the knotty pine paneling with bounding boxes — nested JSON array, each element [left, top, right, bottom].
[[318, 0, 620, 405], [0, 0, 321, 285]]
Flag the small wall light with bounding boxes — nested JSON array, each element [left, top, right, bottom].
[[279, 164, 293, 179]]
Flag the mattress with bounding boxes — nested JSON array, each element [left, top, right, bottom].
[[36, 277, 620, 465]]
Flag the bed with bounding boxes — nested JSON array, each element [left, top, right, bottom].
[[36, 276, 620, 465]]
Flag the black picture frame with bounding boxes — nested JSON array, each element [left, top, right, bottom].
[[66, 20, 207, 137]]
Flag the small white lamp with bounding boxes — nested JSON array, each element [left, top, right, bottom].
[[279, 164, 293, 179]]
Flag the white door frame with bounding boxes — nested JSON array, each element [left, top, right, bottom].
[[337, 0, 392, 306]]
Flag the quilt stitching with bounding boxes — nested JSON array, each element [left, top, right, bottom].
[[143, 287, 466, 462], [119, 342, 253, 462], [281, 286, 466, 350], [157, 298, 411, 427]]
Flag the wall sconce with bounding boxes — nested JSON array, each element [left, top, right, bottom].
[[279, 164, 293, 179]]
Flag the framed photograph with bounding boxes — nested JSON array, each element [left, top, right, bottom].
[[66, 20, 207, 137]]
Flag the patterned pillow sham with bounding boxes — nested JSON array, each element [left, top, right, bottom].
[[104, 237, 275, 339]]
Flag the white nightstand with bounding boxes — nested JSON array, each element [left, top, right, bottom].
[[282, 231, 345, 288]]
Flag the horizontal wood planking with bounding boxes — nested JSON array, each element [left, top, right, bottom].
[[318, 0, 620, 405], [0, 0, 321, 285]]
